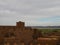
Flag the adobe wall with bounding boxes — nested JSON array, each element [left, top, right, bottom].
[[0, 21, 59, 45]]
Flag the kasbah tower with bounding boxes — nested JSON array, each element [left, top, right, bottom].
[[0, 21, 34, 45]]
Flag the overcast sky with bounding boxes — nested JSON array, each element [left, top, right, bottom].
[[0, 0, 60, 26]]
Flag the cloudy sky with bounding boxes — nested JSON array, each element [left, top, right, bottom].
[[0, 0, 60, 26]]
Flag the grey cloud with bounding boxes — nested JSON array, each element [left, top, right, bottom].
[[0, 0, 60, 26], [0, 0, 60, 16]]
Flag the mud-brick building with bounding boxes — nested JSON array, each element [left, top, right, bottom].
[[0, 21, 60, 45], [0, 21, 33, 45]]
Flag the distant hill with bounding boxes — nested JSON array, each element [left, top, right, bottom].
[[27, 26, 60, 29]]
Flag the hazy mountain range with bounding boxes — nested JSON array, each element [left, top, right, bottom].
[[27, 26, 60, 29]]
